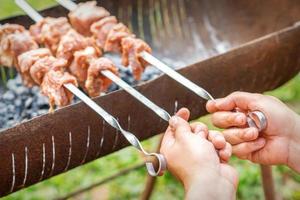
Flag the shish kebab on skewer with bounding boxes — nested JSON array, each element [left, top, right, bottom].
[[5, 0, 169, 176], [14, 0, 171, 121], [0, 0, 268, 175], [56, 0, 268, 131]]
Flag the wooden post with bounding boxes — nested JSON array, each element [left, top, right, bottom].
[[260, 165, 276, 200]]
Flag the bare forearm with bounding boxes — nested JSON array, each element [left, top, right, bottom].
[[288, 114, 300, 173], [184, 173, 236, 200]]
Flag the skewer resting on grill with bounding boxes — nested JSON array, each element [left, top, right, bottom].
[[15, 0, 167, 176], [54, 0, 269, 131], [55, 0, 215, 100], [15, 0, 171, 121]]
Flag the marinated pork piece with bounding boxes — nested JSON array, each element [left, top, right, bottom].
[[41, 70, 78, 111], [69, 46, 98, 85], [121, 37, 152, 80], [0, 24, 25, 41], [104, 23, 133, 53], [69, 1, 110, 36], [18, 48, 52, 87], [0, 30, 38, 68], [56, 29, 100, 64], [85, 57, 118, 97], [30, 56, 67, 85], [91, 16, 117, 48], [30, 17, 71, 53]]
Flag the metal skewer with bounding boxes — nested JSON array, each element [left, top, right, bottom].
[[15, 0, 167, 176], [54, 0, 267, 132]]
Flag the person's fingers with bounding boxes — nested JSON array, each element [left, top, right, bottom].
[[206, 92, 261, 113], [223, 127, 259, 145], [208, 130, 226, 149], [169, 115, 191, 139], [160, 128, 176, 153], [232, 138, 266, 157], [218, 142, 232, 162], [190, 122, 208, 138], [175, 107, 190, 121], [211, 112, 247, 128]]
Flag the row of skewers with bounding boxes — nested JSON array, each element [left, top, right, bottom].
[[0, 0, 216, 176], [0, 1, 154, 111]]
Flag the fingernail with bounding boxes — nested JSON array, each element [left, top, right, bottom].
[[194, 125, 202, 134], [256, 138, 266, 146], [196, 131, 205, 137], [169, 116, 178, 128], [235, 114, 245, 124], [245, 129, 254, 139]]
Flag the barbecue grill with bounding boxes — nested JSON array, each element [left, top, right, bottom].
[[1, 0, 300, 198]]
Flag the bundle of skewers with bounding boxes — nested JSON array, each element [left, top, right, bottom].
[[0, 1, 153, 112], [0, 0, 221, 176]]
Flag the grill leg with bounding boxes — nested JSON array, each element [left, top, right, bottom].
[[260, 165, 276, 200]]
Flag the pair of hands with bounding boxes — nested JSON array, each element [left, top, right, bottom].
[[160, 92, 300, 199]]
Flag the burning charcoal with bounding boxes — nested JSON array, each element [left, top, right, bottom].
[[14, 98, 22, 107], [7, 104, 15, 112], [15, 85, 28, 95], [108, 83, 118, 92], [6, 79, 18, 91], [31, 112, 39, 118], [37, 109, 48, 115], [24, 97, 33, 108], [0, 107, 7, 115], [2, 91, 15, 101]]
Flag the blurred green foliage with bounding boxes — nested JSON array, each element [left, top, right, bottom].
[[1, 2, 300, 200], [0, 0, 57, 20]]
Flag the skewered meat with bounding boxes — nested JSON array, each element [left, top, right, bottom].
[[18, 48, 52, 87], [121, 37, 152, 80], [104, 23, 133, 53], [85, 57, 118, 97], [0, 24, 25, 41], [69, 46, 98, 85], [0, 30, 38, 68], [56, 29, 100, 64], [69, 1, 110, 36], [30, 17, 71, 53], [41, 70, 78, 111], [91, 16, 117, 48], [30, 56, 67, 85]]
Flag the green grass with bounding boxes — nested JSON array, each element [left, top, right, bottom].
[[0, 0, 57, 20], [1, 2, 300, 200]]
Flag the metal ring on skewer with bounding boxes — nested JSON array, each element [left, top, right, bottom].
[[247, 111, 267, 132]]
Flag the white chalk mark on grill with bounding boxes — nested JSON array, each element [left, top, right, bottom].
[[49, 135, 56, 177], [174, 100, 178, 114], [81, 126, 90, 164], [127, 115, 131, 131], [21, 146, 29, 187], [64, 132, 72, 171], [9, 153, 16, 193], [112, 129, 119, 150], [99, 128, 105, 154], [96, 121, 105, 157], [39, 143, 46, 181]]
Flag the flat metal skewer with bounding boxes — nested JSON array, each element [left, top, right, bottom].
[[55, 0, 77, 11], [54, 0, 215, 101], [15, 0, 167, 177]]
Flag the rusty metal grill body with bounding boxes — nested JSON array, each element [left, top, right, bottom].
[[0, 0, 300, 197]]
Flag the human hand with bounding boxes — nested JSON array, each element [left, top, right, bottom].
[[206, 91, 300, 173], [160, 108, 238, 199]]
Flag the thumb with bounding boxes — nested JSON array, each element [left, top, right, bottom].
[[169, 115, 191, 140], [175, 107, 190, 121]]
